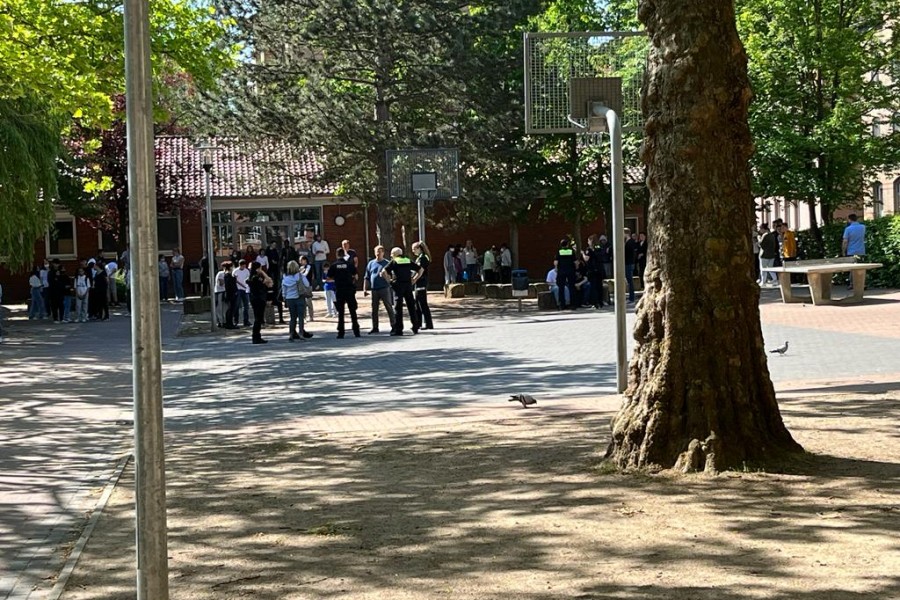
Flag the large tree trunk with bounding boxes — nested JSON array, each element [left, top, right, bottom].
[[606, 0, 802, 473]]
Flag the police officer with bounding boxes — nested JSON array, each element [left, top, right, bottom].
[[381, 247, 423, 336], [555, 237, 577, 310], [325, 248, 360, 338]]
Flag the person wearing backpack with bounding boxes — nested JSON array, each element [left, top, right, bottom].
[[282, 260, 313, 342]]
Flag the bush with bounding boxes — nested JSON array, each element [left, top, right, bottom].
[[796, 215, 900, 288]]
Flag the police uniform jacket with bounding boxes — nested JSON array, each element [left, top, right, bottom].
[[384, 257, 421, 286], [555, 247, 576, 273], [327, 259, 357, 292]]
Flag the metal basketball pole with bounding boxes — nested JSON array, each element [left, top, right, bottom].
[[416, 192, 426, 242], [124, 0, 170, 597], [605, 109, 628, 393]]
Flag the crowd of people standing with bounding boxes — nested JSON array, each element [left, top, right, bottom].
[[26, 255, 125, 323], [442, 240, 513, 285], [545, 231, 647, 310], [212, 236, 437, 344]]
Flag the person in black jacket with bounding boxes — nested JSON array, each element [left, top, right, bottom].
[[247, 262, 272, 343], [554, 238, 577, 310], [326, 248, 361, 338], [382, 247, 423, 336], [412, 240, 434, 330], [222, 262, 238, 329], [624, 229, 639, 303], [583, 235, 606, 309], [92, 262, 109, 320]]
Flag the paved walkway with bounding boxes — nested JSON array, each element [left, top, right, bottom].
[[0, 306, 183, 600], [2, 287, 900, 599]]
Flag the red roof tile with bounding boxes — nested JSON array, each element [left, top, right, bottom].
[[155, 136, 334, 199]]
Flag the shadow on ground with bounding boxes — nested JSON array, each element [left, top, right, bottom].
[[62, 399, 899, 600]]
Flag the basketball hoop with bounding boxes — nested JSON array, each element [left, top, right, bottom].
[[524, 31, 648, 393], [386, 149, 460, 243]]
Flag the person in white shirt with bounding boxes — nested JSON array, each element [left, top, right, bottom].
[[546, 266, 567, 307], [255, 251, 269, 270], [28, 268, 44, 320], [233, 259, 252, 326], [463, 240, 479, 282], [214, 263, 228, 327], [105, 258, 118, 306], [311, 234, 330, 290], [500, 243, 512, 283], [74, 267, 91, 322]]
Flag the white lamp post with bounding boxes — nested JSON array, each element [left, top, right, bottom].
[[198, 142, 219, 333]]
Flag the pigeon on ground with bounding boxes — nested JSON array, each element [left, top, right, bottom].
[[509, 394, 537, 408], [769, 341, 789, 355]]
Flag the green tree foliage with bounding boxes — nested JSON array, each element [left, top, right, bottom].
[[0, 98, 59, 266], [737, 0, 900, 246], [0, 0, 232, 268], [211, 0, 545, 247]]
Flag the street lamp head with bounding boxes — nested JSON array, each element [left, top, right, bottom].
[[201, 148, 213, 173]]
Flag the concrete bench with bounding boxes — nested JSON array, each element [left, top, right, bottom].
[[762, 258, 883, 305], [183, 296, 210, 314], [445, 283, 466, 298], [537, 291, 557, 311]]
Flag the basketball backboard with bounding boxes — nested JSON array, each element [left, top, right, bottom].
[[524, 31, 648, 134], [386, 148, 460, 201]]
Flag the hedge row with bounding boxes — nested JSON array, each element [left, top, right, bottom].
[[795, 215, 900, 288]]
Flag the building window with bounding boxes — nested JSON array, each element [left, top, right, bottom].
[[157, 215, 181, 253], [894, 178, 900, 214], [871, 182, 883, 218], [98, 230, 119, 257], [46, 216, 77, 258]]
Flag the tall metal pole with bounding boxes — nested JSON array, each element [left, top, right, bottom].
[[124, 0, 169, 597], [204, 164, 216, 332], [606, 109, 628, 393], [416, 193, 426, 242]]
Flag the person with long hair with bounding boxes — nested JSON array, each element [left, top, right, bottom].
[[411, 241, 434, 330], [281, 260, 312, 342]]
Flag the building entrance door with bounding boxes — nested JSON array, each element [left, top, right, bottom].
[[262, 224, 291, 250]]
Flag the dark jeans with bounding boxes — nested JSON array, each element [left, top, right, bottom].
[[226, 293, 238, 327], [286, 297, 306, 337], [466, 264, 478, 282], [587, 271, 604, 306], [556, 270, 575, 309], [237, 291, 250, 325], [251, 298, 266, 340], [625, 263, 635, 302], [500, 266, 511, 284], [392, 283, 420, 333], [159, 276, 169, 300], [335, 290, 360, 335], [415, 288, 433, 328]]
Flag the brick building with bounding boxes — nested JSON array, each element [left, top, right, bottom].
[[1, 136, 647, 301]]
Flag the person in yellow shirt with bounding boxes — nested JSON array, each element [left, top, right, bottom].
[[778, 223, 797, 261]]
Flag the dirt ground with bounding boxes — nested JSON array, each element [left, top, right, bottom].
[[61, 386, 899, 600]]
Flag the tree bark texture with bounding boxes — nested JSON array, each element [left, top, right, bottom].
[[606, 0, 802, 473]]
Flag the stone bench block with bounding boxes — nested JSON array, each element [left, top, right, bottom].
[[445, 283, 466, 298], [183, 296, 210, 314], [537, 291, 557, 311], [464, 282, 484, 296]]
